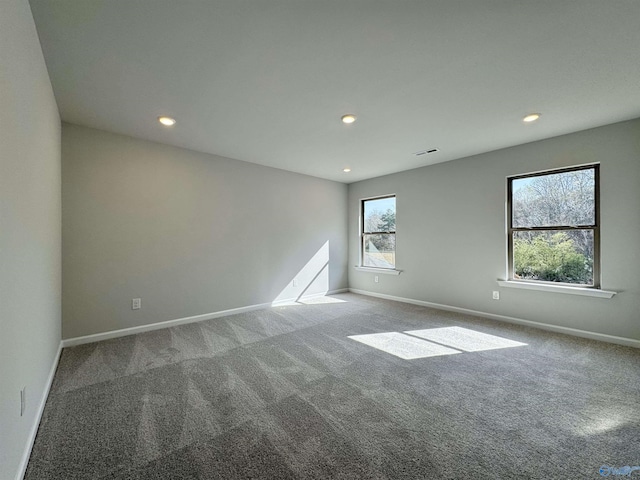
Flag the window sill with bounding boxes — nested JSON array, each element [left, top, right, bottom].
[[497, 280, 616, 298], [355, 266, 402, 276]]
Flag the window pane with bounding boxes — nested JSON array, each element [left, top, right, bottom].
[[363, 234, 395, 268], [512, 168, 595, 228], [513, 230, 594, 285], [363, 197, 396, 233]]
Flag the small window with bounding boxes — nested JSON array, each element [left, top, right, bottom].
[[361, 195, 396, 269], [508, 165, 599, 287]]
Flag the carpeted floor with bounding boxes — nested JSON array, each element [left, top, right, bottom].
[[26, 293, 640, 479]]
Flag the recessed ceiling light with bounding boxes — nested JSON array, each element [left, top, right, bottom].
[[158, 116, 176, 126], [523, 113, 541, 123], [341, 114, 356, 124], [343, 167, 351, 173]]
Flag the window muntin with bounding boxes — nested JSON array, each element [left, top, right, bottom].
[[508, 165, 599, 287], [362, 195, 396, 269]]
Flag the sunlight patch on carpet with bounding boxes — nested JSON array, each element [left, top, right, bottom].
[[276, 296, 348, 307], [405, 327, 527, 352], [349, 327, 526, 359], [348, 332, 460, 360]]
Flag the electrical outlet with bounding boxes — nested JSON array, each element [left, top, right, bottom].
[[492, 291, 500, 300], [20, 387, 26, 416], [292, 279, 298, 287], [132, 298, 141, 310], [374, 275, 379, 283]]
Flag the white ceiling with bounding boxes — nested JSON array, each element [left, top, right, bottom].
[[29, 0, 640, 183]]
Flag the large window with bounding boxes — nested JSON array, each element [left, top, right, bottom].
[[362, 195, 396, 269], [508, 164, 599, 287]]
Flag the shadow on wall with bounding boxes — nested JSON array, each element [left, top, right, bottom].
[[272, 241, 335, 306]]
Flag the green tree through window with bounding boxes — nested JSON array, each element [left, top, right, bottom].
[[508, 165, 599, 286]]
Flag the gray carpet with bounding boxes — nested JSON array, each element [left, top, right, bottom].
[[26, 293, 640, 479]]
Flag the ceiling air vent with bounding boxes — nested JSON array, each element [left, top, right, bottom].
[[414, 148, 439, 156]]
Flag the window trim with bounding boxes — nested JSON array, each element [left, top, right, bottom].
[[360, 194, 397, 270], [507, 163, 600, 288], [354, 266, 401, 275], [497, 280, 615, 298]]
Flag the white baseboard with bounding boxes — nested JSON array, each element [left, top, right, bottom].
[[349, 288, 640, 349], [61, 289, 349, 348], [16, 342, 63, 480], [61, 303, 270, 348]]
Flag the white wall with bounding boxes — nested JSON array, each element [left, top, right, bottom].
[[349, 119, 640, 341], [62, 124, 348, 339], [0, 1, 62, 479]]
